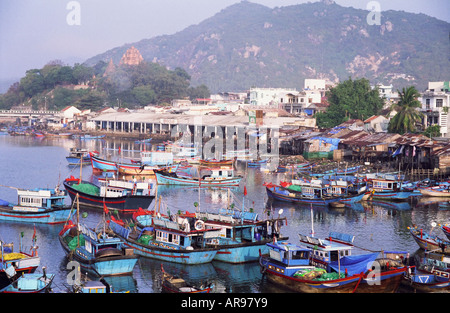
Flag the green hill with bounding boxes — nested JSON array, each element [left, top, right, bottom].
[[85, 1, 450, 93]]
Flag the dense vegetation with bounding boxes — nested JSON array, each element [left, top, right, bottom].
[[315, 78, 384, 128], [0, 60, 210, 111]]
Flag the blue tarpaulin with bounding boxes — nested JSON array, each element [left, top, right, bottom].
[[311, 137, 341, 151], [329, 253, 379, 276]]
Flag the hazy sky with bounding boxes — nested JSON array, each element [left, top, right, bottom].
[[1, 0, 449, 85]]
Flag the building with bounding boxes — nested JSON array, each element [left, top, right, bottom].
[[119, 46, 144, 66], [363, 115, 389, 133], [249, 87, 297, 106], [420, 81, 450, 137]]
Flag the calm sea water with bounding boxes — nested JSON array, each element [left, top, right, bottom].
[[0, 134, 449, 293]]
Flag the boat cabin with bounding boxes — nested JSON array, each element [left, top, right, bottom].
[[196, 208, 263, 243], [118, 214, 221, 250], [16, 188, 66, 210], [298, 232, 354, 270], [202, 167, 236, 180], [99, 179, 154, 197], [79, 280, 108, 293], [371, 179, 402, 192], [77, 223, 128, 257], [267, 242, 312, 267], [141, 151, 174, 166]]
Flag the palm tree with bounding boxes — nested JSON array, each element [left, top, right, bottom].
[[387, 86, 423, 134]]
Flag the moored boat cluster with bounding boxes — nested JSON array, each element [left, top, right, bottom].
[[1, 138, 449, 294]]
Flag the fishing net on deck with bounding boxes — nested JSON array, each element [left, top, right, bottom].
[[68, 234, 85, 250], [70, 183, 100, 196]]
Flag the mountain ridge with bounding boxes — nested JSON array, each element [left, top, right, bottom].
[[85, 1, 450, 93]]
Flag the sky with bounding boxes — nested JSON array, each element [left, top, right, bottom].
[[0, 0, 449, 90]]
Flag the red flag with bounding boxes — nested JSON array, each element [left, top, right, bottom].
[[244, 186, 247, 196], [103, 202, 109, 214]]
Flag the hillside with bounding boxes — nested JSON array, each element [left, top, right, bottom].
[[85, 1, 450, 93]]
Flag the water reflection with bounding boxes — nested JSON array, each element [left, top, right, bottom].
[[0, 135, 449, 293]]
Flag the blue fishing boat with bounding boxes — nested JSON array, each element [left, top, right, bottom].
[[59, 217, 138, 276], [91, 155, 118, 172], [154, 167, 242, 187], [297, 232, 408, 293], [367, 178, 413, 201], [259, 241, 377, 293], [408, 225, 450, 254], [265, 178, 365, 205], [248, 159, 267, 167], [135, 138, 152, 144], [0, 237, 41, 289], [194, 208, 288, 263], [108, 210, 218, 265], [0, 269, 54, 293], [63, 176, 155, 213], [66, 148, 95, 165], [403, 266, 450, 292], [80, 134, 105, 140], [0, 187, 72, 224]]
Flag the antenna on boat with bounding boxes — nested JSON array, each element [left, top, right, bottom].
[[310, 203, 315, 236]]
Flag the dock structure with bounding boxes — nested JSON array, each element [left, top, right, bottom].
[[89, 112, 312, 137]]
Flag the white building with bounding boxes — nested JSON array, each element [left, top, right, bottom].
[[420, 81, 450, 137], [249, 87, 297, 106]]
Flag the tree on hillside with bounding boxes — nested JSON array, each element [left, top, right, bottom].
[[387, 86, 423, 134], [315, 78, 384, 129]]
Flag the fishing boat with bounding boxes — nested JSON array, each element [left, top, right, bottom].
[[420, 186, 450, 197], [259, 241, 377, 293], [59, 196, 138, 276], [248, 159, 267, 168], [297, 232, 408, 293], [403, 266, 450, 292], [117, 163, 159, 177], [199, 158, 234, 167], [108, 210, 219, 265], [0, 238, 40, 289], [135, 138, 152, 144], [0, 187, 72, 224], [63, 176, 155, 213], [0, 268, 54, 293], [66, 148, 95, 165], [134, 206, 287, 263], [71, 277, 130, 293], [161, 264, 213, 293], [80, 134, 105, 140], [154, 167, 242, 187], [408, 224, 450, 254], [194, 208, 288, 263], [91, 155, 118, 172], [265, 178, 365, 205], [367, 178, 413, 201]]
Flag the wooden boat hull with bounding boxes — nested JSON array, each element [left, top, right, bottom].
[[63, 180, 154, 213], [0, 205, 72, 224], [118, 164, 157, 176], [402, 269, 450, 292], [91, 156, 117, 172], [420, 188, 450, 197], [211, 237, 288, 263], [370, 190, 412, 201], [109, 220, 217, 265], [199, 159, 234, 166], [59, 228, 138, 276], [155, 171, 242, 186], [408, 226, 450, 253], [265, 186, 340, 205], [66, 156, 91, 165], [357, 267, 407, 293], [0, 273, 55, 293], [260, 257, 362, 293]]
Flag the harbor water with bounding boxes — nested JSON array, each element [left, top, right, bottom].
[[0, 134, 449, 293]]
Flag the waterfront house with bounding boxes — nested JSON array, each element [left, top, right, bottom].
[[420, 81, 450, 137]]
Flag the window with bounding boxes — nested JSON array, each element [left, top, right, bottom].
[[436, 99, 443, 107]]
